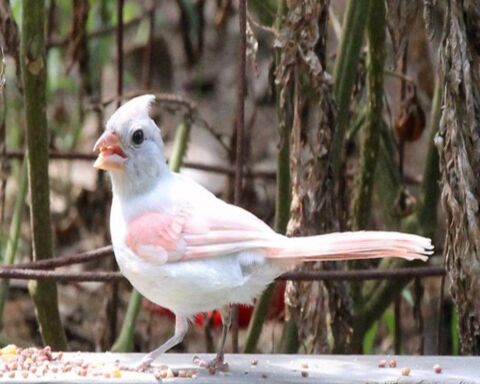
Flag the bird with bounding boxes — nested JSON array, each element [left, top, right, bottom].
[[93, 94, 433, 371]]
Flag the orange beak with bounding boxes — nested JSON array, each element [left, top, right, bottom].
[[93, 131, 127, 171]]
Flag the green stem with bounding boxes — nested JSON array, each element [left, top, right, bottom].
[[244, 0, 290, 353], [111, 119, 192, 352], [352, 77, 442, 352], [169, 120, 192, 171], [0, 157, 28, 329], [247, 0, 278, 26], [403, 76, 442, 238], [278, 315, 299, 353], [351, 0, 385, 230], [110, 290, 143, 352], [21, 0, 67, 350], [244, 283, 275, 353], [332, 0, 370, 178], [273, 0, 290, 235], [349, 0, 385, 315]]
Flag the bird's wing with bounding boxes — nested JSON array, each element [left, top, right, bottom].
[[125, 200, 281, 265]]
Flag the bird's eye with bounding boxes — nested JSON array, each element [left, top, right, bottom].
[[132, 129, 144, 145]]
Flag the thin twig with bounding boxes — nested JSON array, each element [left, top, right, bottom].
[[47, 3, 158, 48], [90, 90, 230, 152], [4, 246, 113, 270], [93, 91, 197, 113], [0, 46, 6, 224], [394, 297, 402, 354], [108, 0, 124, 345], [231, 0, 247, 354], [277, 267, 445, 281], [116, 0, 124, 108], [142, 2, 155, 89], [0, 269, 123, 282], [247, 11, 278, 36], [0, 266, 445, 283], [384, 69, 415, 84], [3, 150, 276, 179], [436, 272, 446, 354]]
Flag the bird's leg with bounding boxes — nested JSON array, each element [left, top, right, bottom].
[[194, 307, 231, 373], [135, 315, 188, 371]]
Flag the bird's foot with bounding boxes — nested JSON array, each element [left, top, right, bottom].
[[120, 356, 165, 373], [135, 356, 155, 372], [193, 354, 229, 374]]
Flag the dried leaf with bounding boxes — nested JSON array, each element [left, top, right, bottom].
[[394, 84, 426, 142], [282, 0, 353, 354], [386, 0, 419, 65]]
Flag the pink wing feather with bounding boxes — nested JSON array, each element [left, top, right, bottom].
[[125, 202, 281, 264]]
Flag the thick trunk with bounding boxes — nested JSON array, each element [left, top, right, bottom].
[[439, 0, 480, 354], [283, 0, 353, 353]]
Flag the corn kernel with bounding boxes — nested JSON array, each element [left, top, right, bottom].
[[112, 367, 122, 378], [0, 345, 17, 356]]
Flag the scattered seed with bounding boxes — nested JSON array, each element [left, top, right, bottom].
[[401, 367, 410, 376], [388, 359, 397, 368], [112, 367, 122, 378], [1, 344, 17, 356], [178, 369, 187, 378], [251, 359, 258, 366], [261, 373, 268, 379], [158, 369, 168, 378], [301, 370, 309, 378], [378, 359, 387, 368], [433, 364, 442, 374], [301, 362, 309, 369]]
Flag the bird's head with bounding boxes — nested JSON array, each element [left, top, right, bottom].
[[93, 94, 167, 196]]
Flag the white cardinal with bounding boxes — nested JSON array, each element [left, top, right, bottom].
[[93, 95, 432, 370]]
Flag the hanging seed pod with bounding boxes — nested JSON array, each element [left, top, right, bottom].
[[395, 84, 426, 142]]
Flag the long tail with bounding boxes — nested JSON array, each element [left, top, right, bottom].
[[268, 231, 433, 262]]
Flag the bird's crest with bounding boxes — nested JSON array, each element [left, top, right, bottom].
[[106, 94, 156, 130]]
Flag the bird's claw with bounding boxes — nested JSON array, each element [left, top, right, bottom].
[[119, 357, 159, 373], [193, 355, 229, 374], [136, 359, 153, 372]]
